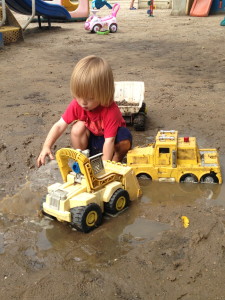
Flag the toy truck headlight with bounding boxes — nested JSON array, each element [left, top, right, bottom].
[[49, 189, 68, 210]]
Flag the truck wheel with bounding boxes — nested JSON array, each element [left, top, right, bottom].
[[105, 188, 130, 214], [40, 195, 56, 219], [133, 112, 146, 131], [180, 174, 198, 183], [137, 173, 152, 180], [70, 203, 102, 233], [139, 102, 147, 113], [200, 174, 219, 184]]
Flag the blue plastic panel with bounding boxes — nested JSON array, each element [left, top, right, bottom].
[[210, 0, 225, 13], [6, 0, 71, 19]]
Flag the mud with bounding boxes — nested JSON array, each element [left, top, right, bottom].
[[1, 7, 225, 300]]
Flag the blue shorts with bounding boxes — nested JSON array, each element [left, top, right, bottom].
[[88, 127, 132, 156]]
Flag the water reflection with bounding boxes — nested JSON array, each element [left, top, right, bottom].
[[32, 203, 170, 265], [138, 180, 224, 206], [119, 217, 169, 244]]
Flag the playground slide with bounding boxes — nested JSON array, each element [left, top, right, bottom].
[[50, 0, 89, 19], [67, 0, 89, 19], [190, 0, 213, 16], [52, 0, 78, 12], [6, 0, 71, 19]]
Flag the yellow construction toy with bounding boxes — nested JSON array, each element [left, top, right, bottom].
[[127, 130, 222, 184], [41, 148, 142, 233]]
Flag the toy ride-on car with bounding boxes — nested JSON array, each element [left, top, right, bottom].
[[41, 148, 142, 233], [84, 3, 120, 33], [115, 81, 147, 131], [127, 130, 222, 184]]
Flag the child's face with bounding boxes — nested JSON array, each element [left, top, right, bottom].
[[76, 97, 100, 111]]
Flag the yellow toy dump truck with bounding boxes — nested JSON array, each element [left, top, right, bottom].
[[127, 130, 222, 184], [41, 148, 142, 233]]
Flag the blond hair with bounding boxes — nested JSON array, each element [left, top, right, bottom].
[[70, 55, 114, 107]]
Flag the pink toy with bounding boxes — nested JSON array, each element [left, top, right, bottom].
[[84, 3, 120, 33], [48, 0, 89, 19]]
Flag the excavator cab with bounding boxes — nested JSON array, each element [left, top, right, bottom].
[[89, 153, 105, 177]]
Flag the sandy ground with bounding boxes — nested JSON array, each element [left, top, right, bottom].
[[1, 7, 225, 299]]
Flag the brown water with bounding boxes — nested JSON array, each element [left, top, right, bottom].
[[140, 180, 224, 207], [0, 158, 224, 268]]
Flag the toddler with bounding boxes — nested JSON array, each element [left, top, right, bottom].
[[37, 55, 132, 167]]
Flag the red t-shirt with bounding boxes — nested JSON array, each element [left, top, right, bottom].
[[62, 100, 126, 138]]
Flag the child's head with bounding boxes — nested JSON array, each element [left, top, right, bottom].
[[70, 55, 114, 107]]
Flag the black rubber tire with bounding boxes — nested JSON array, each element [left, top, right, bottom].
[[139, 102, 147, 113], [200, 173, 219, 184], [40, 195, 56, 219], [105, 188, 130, 214], [180, 174, 198, 183], [137, 173, 152, 180], [133, 112, 146, 131], [70, 203, 102, 233]]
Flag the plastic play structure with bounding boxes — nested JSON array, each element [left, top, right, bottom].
[[53, 0, 78, 12], [50, 0, 89, 19], [1, 0, 90, 45], [190, 0, 213, 16], [211, 0, 225, 13], [190, 0, 225, 17], [0, 3, 23, 45], [4, 0, 89, 30], [5, 0, 71, 29], [85, 3, 120, 33]]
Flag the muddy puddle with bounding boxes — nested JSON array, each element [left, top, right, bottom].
[[140, 180, 225, 207], [0, 158, 225, 269], [0, 182, 170, 266]]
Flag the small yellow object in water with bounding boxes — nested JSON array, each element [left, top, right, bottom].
[[181, 216, 189, 228]]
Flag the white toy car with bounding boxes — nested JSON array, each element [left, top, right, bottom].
[[84, 3, 120, 33]]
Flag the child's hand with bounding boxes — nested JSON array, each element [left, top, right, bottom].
[[36, 148, 54, 167]]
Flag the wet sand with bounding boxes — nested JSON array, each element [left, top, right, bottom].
[[1, 7, 225, 299]]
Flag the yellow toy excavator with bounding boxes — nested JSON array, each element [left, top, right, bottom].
[[41, 148, 142, 233]]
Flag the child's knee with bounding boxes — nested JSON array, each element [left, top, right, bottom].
[[116, 139, 131, 153], [123, 139, 132, 151], [71, 121, 86, 136]]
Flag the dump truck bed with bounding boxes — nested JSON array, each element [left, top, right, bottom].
[[114, 81, 145, 115]]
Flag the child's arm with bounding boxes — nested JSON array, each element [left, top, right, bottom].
[[102, 137, 115, 161], [37, 118, 68, 167]]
